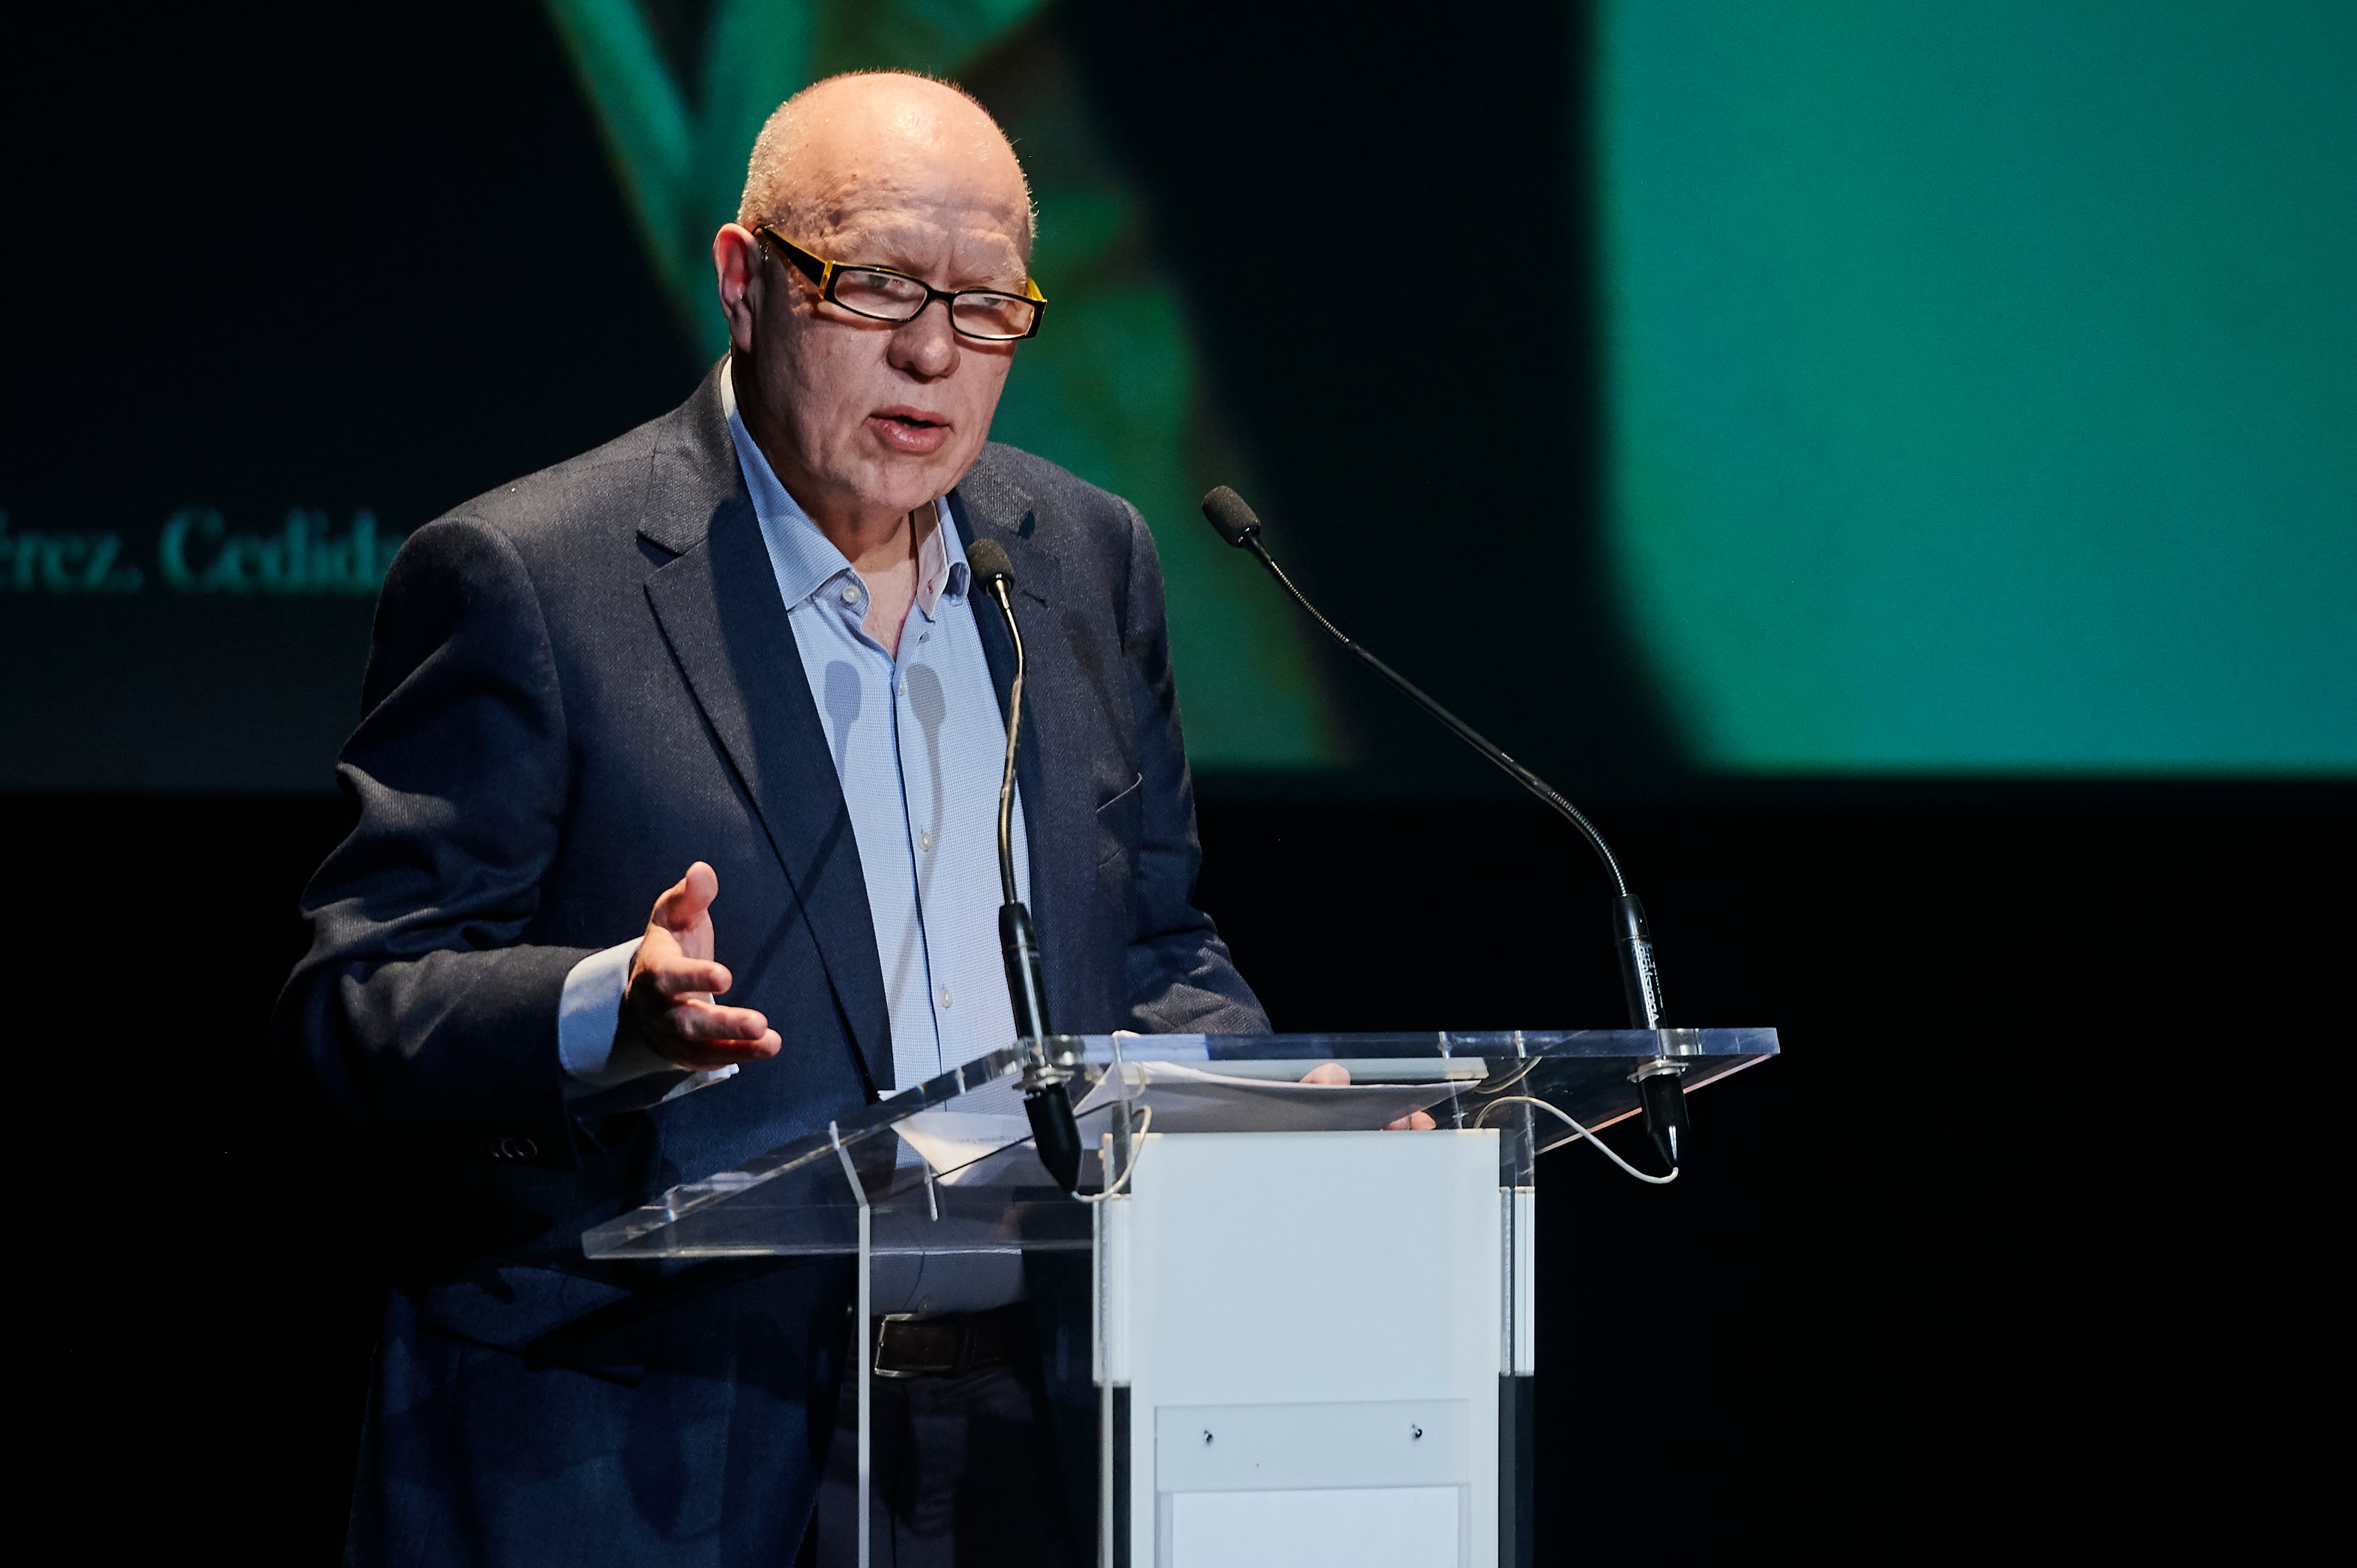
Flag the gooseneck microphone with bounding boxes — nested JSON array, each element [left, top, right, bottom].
[[1200, 486, 1689, 1168], [965, 539, 1084, 1192]]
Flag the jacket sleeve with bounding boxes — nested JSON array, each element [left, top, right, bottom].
[[1114, 500, 1272, 1035], [273, 514, 595, 1166]]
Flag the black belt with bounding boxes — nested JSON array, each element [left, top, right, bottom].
[[872, 1303, 1029, 1379]]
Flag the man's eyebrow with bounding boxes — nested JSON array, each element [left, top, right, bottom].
[[870, 255, 1028, 292], [837, 226, 1026, 288]]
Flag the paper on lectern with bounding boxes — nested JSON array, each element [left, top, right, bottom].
[[1070, 1059, 1451, 1135], [890, 1111, 1034, 1183]]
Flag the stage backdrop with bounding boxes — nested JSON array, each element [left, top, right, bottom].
[[1599, 0, 2357, 772], [2, 0, 2351, 790]]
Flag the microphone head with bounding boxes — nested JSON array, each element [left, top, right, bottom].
[[966, 538, 1014, 590], [1200, 486, 1263, 547]]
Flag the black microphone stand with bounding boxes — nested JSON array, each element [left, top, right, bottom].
[[1200, 487, 1690, 1168], [966, 540, 1085, 1192]]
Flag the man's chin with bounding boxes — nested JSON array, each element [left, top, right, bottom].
[[857, 444, 979, 509]]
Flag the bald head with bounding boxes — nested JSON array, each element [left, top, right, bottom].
[[737, 72, 1034, 262], [713, 71, 1039, 553]]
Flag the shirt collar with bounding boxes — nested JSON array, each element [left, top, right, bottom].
[[914, 500, 967, 619], [721, 359, 967, 620]]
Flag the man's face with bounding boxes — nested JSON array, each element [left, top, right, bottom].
[[726, 156, 1028, 524]]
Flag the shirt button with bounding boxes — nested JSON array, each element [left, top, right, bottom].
[[917, 831, 934, 853], [840, 583, 859, 605], [938, 985, 953, 1009]]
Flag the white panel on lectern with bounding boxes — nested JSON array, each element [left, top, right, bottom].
[[1168, 1487, 1460, 1568], [1154, 1401, 1467, 1492], [1128, 1131, 1500, 1405]]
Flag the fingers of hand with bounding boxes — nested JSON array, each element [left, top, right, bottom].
[[648, 959, 732, 998], [1299, 1064, 1432, 1125], [648, 1002, 778, 1071], [649, 861, 720, 934], [665, 1000, 772, 1047], [661, 1033, 783, 1071]]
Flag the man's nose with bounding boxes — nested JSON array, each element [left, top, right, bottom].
[[889, 299, 960, 379]]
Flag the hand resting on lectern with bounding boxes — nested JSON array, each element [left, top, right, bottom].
[[1301, 1059, 1439, 1130]]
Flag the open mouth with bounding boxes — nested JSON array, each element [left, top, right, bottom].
[[869, 407, 952, 453]]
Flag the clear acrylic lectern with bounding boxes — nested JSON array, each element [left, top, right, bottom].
[[583, 1029, 1778, 1568]]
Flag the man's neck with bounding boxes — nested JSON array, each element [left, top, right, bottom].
[[724, 354, 936, 656], [854, 504, 932, 658], [843, 503, 932, 582]]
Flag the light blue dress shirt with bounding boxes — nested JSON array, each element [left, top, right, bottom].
[[725, 363, 1034, 1092], [558, 362, 1033, 1106]]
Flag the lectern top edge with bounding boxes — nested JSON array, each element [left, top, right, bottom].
[[580, 1028, 1778, 1262]]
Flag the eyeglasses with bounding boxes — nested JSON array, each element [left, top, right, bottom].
[[756, 226, 1047, 342]]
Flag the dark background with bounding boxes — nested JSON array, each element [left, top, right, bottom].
[[12, 787, 2340, 1559], [3, 1, 2343, 1560]]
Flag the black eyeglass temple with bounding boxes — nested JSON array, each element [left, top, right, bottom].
[[755, 228, 826, 285]]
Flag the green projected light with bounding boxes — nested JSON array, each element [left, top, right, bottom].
[[544, 0, 1336, 768], [1601, 1, 2357, 772]]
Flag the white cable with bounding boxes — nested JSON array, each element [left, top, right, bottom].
[[1474, 1095, 1679, 1186], [1077, 1103, 1153, 1203]]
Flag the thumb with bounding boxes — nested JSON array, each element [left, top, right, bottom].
[[651, 861, 719, 934]]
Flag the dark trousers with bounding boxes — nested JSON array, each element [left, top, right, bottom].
[[350, 1269, 844, 1568], [810, 1316, 1080, 1568]]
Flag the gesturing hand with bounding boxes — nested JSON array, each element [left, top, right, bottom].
[[620, 861, 783, 1071]]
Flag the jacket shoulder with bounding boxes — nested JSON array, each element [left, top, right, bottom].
[[421, 362, 733, 561], [964, 442, 1135, 524], [959, 442, 1150, 587]]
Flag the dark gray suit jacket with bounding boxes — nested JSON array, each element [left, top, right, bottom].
[[277, 362, 1264, 1564]]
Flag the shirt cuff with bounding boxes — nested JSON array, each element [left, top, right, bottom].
[[558, 938, 645, 1088], [559, 938, 743, 1107]]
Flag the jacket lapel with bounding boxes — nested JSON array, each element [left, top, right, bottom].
[[637, 374, 892, 1097]]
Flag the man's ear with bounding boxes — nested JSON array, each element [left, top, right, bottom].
[[712, 224, 761, 355]]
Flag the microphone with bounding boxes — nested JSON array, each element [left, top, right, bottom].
[[1200, 486, 1689, 1169], [966, 538, 1083, 1192]]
